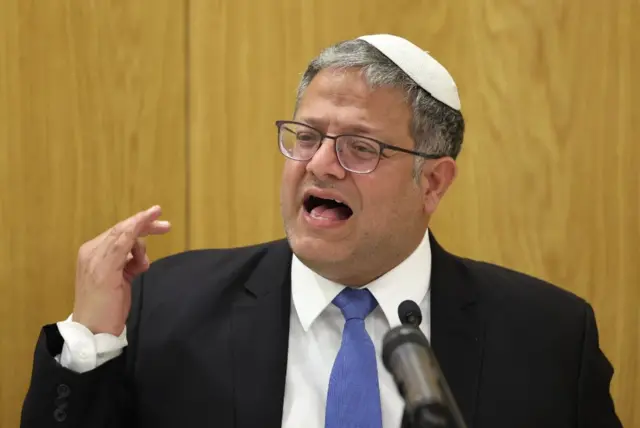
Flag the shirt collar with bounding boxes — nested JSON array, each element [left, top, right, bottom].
[[291, 229, 432, 332]]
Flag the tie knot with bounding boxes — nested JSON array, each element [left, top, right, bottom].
[[332, 288, 378, 321]]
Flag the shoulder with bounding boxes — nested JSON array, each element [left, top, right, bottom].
[[465, 257, 586, 307], [445, 254, 596, 362], [452, 254, 590, 329], [138, 238, 291, 293], [429, 230, 589, 317], [149, 239, 287, 272]]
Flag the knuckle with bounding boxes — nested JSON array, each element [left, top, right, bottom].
[[110, 238, 125, 253], [123, 228, 136, 242], [77, 242, 95, 262], [77, 243, 89, 259], [108, 224, 121, 237]]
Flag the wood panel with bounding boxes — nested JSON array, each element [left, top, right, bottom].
[[429, 3, 639, 425], [189, 0, 638, 426], [0, 1, 187, 426]]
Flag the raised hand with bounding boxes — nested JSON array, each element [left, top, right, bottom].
[[72, 205, 171, 335]]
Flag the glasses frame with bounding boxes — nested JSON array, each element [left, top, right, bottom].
[[275, 120, 444, 174]]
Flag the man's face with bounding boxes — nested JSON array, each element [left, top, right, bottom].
[[280, 68, 432, 285]]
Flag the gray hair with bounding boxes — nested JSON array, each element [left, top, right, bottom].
[[294, 39, 465, 179]]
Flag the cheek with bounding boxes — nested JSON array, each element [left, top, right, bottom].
[[357, 176, 420, 222], [281, 161, 306, 205]]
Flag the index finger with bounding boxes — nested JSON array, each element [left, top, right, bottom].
[[103, 205, 164, 247], [126, 205, 164, 241]]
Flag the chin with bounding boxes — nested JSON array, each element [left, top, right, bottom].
[[286, 231, 352, 267]]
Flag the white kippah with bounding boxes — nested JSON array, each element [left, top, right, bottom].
[[357, 34, 461, 111]]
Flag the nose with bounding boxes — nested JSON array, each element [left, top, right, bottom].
[[305, 138, 347, 180]]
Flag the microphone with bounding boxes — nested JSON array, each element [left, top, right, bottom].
[[383, 305, 467, 428], [398, 300, 423, 327]]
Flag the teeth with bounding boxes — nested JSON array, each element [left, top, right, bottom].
[[308, 194, 345, 205], [310, 211, 330, 220]]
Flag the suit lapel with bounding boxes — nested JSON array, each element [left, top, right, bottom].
[[429, 232, 486, 428], [231, 240, 293, 428], [227, 234, 485, 427]]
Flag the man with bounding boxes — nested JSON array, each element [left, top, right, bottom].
[[21, 34, 621, 428]]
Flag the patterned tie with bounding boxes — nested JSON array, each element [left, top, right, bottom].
[[325, 288, 383, 428]]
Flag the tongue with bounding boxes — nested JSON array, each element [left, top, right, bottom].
[[310, 204, 350, 221]]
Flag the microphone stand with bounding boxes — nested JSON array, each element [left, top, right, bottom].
[[392, 303, 468, 428], [385, 326, 467, 428]]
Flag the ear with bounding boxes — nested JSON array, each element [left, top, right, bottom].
[[418, 157, 457, 215]]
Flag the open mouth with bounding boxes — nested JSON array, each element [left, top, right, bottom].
[[303, 195, 353, 221]]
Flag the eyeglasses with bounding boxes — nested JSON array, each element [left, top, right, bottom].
[[275, 120, 443, 174]]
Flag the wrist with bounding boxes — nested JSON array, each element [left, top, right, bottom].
[[71, 313, 124, 336]]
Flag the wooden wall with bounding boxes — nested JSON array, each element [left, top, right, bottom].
[[0, 1, 188, 426], [1, 1, 637, 427]]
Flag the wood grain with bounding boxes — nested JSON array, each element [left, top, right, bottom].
[[189, 0, 638, 426], [2, 0, 637, 426], [0, 1, 187, 426]]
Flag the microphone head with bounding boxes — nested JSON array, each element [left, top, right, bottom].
[[382, 323, 430, 371], [398, 300, 422, 327]]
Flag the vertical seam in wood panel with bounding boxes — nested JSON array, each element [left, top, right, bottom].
[[184, 0, 192, 250]]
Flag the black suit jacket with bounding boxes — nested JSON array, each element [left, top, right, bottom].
[[21, 233, 622, 428]]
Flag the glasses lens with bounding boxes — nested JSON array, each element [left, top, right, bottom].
[[337, 136, 381, 173], [279, 123, 320, 160]]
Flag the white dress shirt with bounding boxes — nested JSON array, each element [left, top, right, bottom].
[[57, 230, 433, 428], [282, 230, 432, 428]]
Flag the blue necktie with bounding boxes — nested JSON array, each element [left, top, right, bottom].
[[325, 288, 383, 428]]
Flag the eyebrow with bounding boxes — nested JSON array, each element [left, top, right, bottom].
[[297, 117, 383, 138]]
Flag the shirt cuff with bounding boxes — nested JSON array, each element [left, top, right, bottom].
[[55, 314, 128, 374]]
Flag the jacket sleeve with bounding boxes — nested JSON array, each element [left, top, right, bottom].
[[20, 274, 145, 428], [577, 303, 623, 428]]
